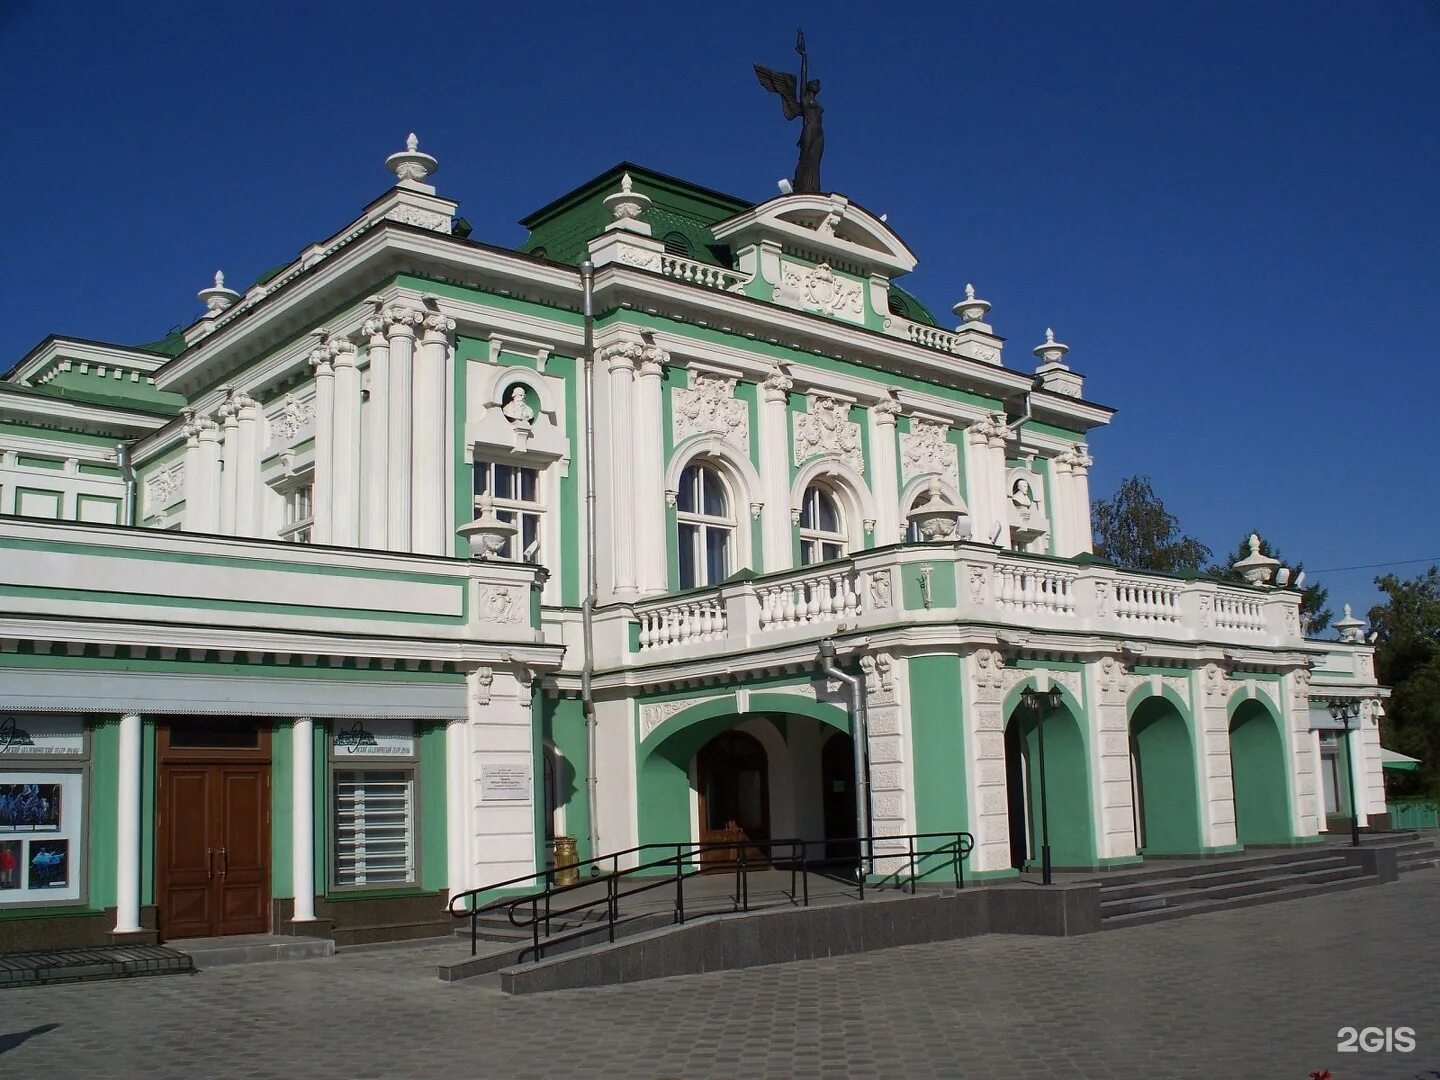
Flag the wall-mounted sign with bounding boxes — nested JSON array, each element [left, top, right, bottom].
[[0, 714, 85, 758], [0, 769, 84, 906], [331, 719, 414, 758], [480, 762, 532, 802]]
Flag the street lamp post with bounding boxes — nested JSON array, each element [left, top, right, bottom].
[[1328, 698, 1363, 847], [1019, 685, 1063, 885]]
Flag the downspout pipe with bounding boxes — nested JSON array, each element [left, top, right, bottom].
[[819, 638, 872, 877], [1004, 389, 1033, 439], [579, 260, 601, 862], [115, 442, 137, 526]]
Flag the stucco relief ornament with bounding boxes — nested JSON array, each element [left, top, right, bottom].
[[779, 263, 864, 317], [472, 666, 494, 706], [474, 583, 525, 624], [793, 395, 863, 471], [672, 371, 750, 452], [868, 569, 893, 609], [270, 394, 314, 443], [145, 462, 185, 514], [972, 649, 1007, 695], [1203, 663, 1226, 697], [901, 419, 960, 492], [969, 565, 989, 604], [761, 362, 793, 401], [639, 697, 707, 741]]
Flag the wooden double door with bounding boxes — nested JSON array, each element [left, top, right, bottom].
[[157, 719, 271, 939], [696, 730, 771, 869]]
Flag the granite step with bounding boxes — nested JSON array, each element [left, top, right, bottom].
[[168, 933, 334, 969], [1097, 854, 1353, 903], [0, 944, 194, 989], [1102, 873, 1381, 930]]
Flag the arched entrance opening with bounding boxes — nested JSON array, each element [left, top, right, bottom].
[[1229, 699, 1292, 845], [1128, 697, 1202, 854], [695, 730, 771, 867], [820, 732, 858, 863], [1003, 697, 1094, 870]]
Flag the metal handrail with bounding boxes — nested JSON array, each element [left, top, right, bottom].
[[448, 830, 973, 961]]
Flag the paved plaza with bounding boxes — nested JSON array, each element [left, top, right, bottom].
[[2, 871, 1436, 1080]]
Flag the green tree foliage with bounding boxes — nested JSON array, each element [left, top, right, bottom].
[[1212, 533, 1333, 635], [1368, 567, 1440, 799], [1091, 476, 1211, 574]]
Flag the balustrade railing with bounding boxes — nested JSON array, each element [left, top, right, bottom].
[[757, 567, 862, 631], [994, 561, 1077, 616], [1213, 590, 1266, 633], [636, 598, 728, 651], [1111, 578, 1181, 623], [657, 254, 749, 293], [903, 321, 963, 354]]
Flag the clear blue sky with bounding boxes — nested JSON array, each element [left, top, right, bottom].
[[3, 1, 1437, 620]]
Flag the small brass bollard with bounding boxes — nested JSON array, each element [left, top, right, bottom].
[[552, 836, 579, 887]]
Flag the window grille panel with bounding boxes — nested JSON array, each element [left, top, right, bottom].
[[333, 770, 415, 887]]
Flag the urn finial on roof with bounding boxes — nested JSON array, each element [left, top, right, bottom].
[[1334, 603, 1366, 643], [603, 172, 654, 235], [953, 283, 992, 326], [1034, 327, 1070, 366], [386, 132, 439, 190], [198, 269, 240, 315]]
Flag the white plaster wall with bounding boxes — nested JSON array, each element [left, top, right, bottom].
[[594, 697, 639, 864]]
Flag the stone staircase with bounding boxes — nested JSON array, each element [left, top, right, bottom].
[[1099, 848, 1379, 930], [1386, 832, 1438, 873]]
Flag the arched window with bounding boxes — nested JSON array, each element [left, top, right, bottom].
[[663, 232, 692, 258], [887, 293, 909, 318], [799, 483, 847, 564], [676, 461, 733, 589]]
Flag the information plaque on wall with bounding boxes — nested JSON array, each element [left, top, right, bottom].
[[480, 762, 532, 802]]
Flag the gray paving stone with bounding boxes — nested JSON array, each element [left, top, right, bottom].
[[0, 871, 1436, 1078]]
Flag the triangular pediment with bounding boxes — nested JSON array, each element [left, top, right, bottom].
[[711, 193, 917, 278]]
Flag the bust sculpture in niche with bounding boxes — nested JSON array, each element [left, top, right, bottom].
[[502, 386, 534, 424], [1010, 478, 1035, 510]]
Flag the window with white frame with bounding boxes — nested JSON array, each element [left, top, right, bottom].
[[799, 483, 847, 565], [280, 483, 314, 544], [676, 461, 734, 590], [332, 768, 415, 887], [474, 460, 543, 562]]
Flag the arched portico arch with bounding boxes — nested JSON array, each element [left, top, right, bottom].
[[1001, 676, 1094, 869], [1228, 696, 1293, 844], [636, 692, 851, 853], [789, 457, 877, 554], [1126, 694, 1203, 854]]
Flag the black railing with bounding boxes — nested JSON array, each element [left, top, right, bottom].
[[446, 830, 974, 961]]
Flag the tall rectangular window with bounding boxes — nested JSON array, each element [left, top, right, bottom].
[[474, 461, 543, 562], [280, 483, 314, 544], [332, 769, 415, 887]]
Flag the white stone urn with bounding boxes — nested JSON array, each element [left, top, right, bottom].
[[1234, 532, 1280, 586], [905, 478, 971, 542], [457, 495, 517, 560]]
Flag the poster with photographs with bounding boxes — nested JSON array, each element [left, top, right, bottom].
[[0, 840, 20, 890], [27, 839, 69, 889], [0, 783, 62, 831], [0, 770, 82, 906]]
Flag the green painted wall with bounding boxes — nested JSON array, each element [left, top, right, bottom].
[[908, 654, 969, 881], [1229, 701, 1293, 844], [88, 718, 119, 911], [418, 723, 448, 892], [902, 560, 956, 609], [1129, 698, 1202, 854], [544, 696, 592, 862], [271, 720, 294, 897]]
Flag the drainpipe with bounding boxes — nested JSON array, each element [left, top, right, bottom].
[[819, 638, 872, 875], [1004, 389, 1033, 439], [579, 260, 601, 861], [115, 442, 137, 526]]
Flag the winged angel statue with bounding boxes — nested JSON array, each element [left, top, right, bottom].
[[754, 29, 824, 193]]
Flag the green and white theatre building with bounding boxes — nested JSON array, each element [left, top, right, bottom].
[[0, 137, 1387, 948]]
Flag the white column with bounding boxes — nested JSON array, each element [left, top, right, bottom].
[[218, 398, 239, 534], [386, 306, 421, 552], [964, 418, 997, 546], [1071, 446, 1094, 554], [758, 366, 794, 571], [1195, 663, 1239, 848], [1313, 729, 1329, 832], [291, 717, 317, 922], [330, 340, 362, 546], [413, 310, 454, 555], [605, 342, 638, 597], [361, 314, 390, 549], [234, 393, 261, 537], [180, 414, 203, 532], [196, 417, 222, 532], [310, 345, 336, 545], [1049, 452, 1075, 557], [868, 400, 901, 544], [633, 345, 669, 595], [986, 416, 1011, 548], [113, 712, 143, 934], [1088, 660, 1139, 859], [964, 648, 1013, 873]]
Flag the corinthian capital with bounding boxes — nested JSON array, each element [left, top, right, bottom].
[[330, 339, 358, 367], [638, 343, 669, 376], [423, 311, 456, 337], [872, 392, 902, 423], [383, 304, 425, 333], [597, 337, 644, 372], [761, 362, 793, 403]]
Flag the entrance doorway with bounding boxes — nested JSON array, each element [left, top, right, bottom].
[[157, 718, 271, 939], [695, 730, 771, 868], [820, 732, 858, 864]]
